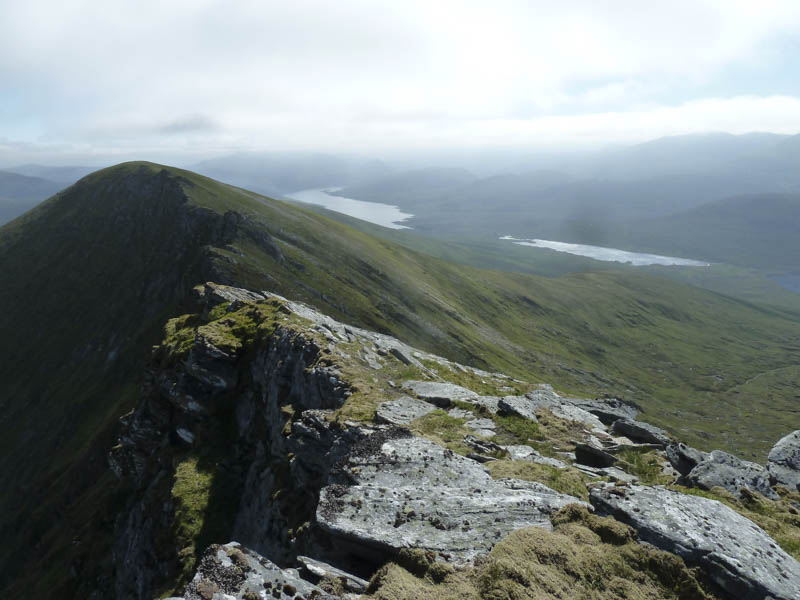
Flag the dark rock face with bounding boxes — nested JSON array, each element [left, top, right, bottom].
[[591, 484, 800, 600], [768, 430, 800, 492], [666, 442, 710, 476], [610, 417, 671, 447], [316, 435, 585, 565], [686, 450, 778, 500], [109, 296, 354, 599], [574, 442, 618, 468]]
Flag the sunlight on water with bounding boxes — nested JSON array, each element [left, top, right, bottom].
[[500, 236, 710, 266], [286, 188, 413, 229]]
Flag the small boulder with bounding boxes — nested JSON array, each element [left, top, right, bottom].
[[498, 395, 538, 421], [767, 430, 800, 492], [686, 450, 777, 500], [402, 380, 478, 407]]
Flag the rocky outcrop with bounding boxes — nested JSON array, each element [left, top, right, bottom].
[[316, 434, 586, 565], [591, 484, 800, 600], [108, 284, 800, 600], [665, 442, 778, 500], [768, 430, 800, 492]]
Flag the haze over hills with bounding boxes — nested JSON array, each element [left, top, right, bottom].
[[0, 169, 65, 224], [2, 163, 800, 597], [189, 152, 392, 197]]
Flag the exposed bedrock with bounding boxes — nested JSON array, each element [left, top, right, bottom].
[[591, 483, 800, 600]]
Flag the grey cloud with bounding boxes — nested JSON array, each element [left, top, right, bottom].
[[156, 115, 218, 134]]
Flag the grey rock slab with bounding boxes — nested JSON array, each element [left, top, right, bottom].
[[317, 435, 585, 565], [498, 395, 539, 421], [472, 395, 501, 414], [201, 282, 267, 306], [768, 430, 800, 492], [575, 465, 638, 483], [296, 555, 369, 593], [687, 450, 778, 500], [183, 542, 329, 600], [503, 445, 570, 469], [504, 445, 537, 461], [566, 396, 639, 425], [465, 418, 496, 438], [610, 418, 671, 447], [591, 484, 800, 600], [375, 396, 437, 426], [525, 388, 607, 432], [402, 380, 478, 407]]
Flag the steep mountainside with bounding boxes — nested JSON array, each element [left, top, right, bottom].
[[2, 162, 800, 597]]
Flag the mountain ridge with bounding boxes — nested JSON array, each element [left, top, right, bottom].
[[3, 161, 800, 597]]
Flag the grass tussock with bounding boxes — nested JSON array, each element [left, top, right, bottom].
[[410, 410, 477, 455], [488, 461, 590, 501], [616, 448, 672, 485]]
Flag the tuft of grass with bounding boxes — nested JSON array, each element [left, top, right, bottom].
[[170, 457, 213, 586], [488, 461, 590, 501], [410, 410, 476, 455], [616, 449, 672, 485]]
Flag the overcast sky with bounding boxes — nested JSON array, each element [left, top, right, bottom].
[[2, 0, 800, 165]]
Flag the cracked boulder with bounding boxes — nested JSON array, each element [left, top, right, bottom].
[[591, 484, 800, 600], [316, 433, 585, 565]]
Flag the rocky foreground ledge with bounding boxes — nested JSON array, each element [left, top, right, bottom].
[[110, 283, 800, 600]]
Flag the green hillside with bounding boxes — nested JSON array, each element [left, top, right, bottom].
[[621, 193, 800, 271], [2, 162, 800, 596]]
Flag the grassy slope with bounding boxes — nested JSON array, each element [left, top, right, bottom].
[[2, 162, 800, 596], [181, 172, 800, 458]]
